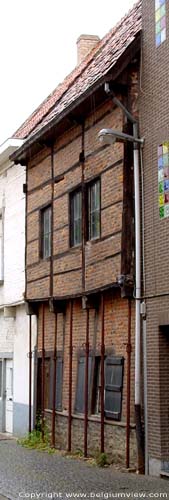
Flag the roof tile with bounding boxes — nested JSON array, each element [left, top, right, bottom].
[[13, 1, 141, 141]]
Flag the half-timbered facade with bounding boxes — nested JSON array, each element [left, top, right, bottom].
[[11, 2, 141, 467]]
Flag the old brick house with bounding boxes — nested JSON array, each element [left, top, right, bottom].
[[11, 2, 142, 467], [140, 0, 169, 477]]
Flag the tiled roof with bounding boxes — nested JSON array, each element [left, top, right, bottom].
[[13, 1, 141, 142]]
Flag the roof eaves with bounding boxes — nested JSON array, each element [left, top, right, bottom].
[[11, 29, 141, 163]]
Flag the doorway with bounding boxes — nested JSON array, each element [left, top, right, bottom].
[[5, 359, 13, 433]]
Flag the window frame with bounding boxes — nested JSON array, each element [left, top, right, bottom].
[[87, 177, 101, 241], [69, 187, 82, 248], [75, 353, 124, 422], [40, 205, 52, 260], [37, 351, 63, 411]]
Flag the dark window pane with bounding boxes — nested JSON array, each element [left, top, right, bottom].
[[75, 356, 92, 413], [88, 179, 100, 240], [70, 190, 82, 246], [41, 206, 51, 259], [56, 357, 63, 410]]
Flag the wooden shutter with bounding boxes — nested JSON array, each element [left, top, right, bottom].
[[75, 356, 92, 413], [105, 356, 124, 421]]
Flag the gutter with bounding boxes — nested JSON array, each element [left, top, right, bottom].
[[11, 33, 141, 164]]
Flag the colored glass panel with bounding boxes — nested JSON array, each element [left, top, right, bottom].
[[161, 28, 166, 43], [159, 181, 164, 193], [158, 156, 163, 168], [164, 205, 169, 217], [155, 0, 166, 47], [158, 169, 164, 181], [164, 180, 169, 191], [158, 143, 169, 219], [159, 206, 165, 218]]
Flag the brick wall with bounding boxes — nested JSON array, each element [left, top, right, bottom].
[[26, 100, 124, 300], [36, 291, 136, 464], [141, 0, 169, 475]]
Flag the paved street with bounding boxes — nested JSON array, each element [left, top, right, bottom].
[[0, 440, 169, 500]]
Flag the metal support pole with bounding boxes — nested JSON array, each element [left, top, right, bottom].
[[68, 300, 73, 452], [126, 299, 131, 468], [29, 314, 32, 434], [41, 303, 45, 441], [84, 307, 89, 457], [52, 313, 57, 448], [100, 293, 105, 453], [143, 318, 149, 475]]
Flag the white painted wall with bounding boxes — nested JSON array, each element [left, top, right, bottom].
[[13, 306, 37, 405], [0, 311, 14, 353], [0, 140, 37, 434], [0, 161, 25, 306]]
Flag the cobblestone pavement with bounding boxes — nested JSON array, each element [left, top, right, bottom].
[[0, 440, 169, 500]]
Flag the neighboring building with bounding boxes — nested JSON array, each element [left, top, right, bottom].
[[140, 0, 169, 477], [11, 2, 142, 467], [0, 139, 37, 436]]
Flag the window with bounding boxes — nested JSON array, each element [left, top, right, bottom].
[[37, 355, 63, 411], [0, 212, 4, 282], [88, 179, 101, 240], [75, 356, 92, 413], [104, 356, 124, 421], [70, 189, 82, 247], [0, 361, 2, 398], [155, 0, 166, 47], [41, 206, 51, 259], [75, 355, 124, 421], [91, 356, 101, 414]]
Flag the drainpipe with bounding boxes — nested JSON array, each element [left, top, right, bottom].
[[29, 315, 32, 434], [103, 83, 145, 471], [133, 122, 144, 472], [133, 122, 141, 408]]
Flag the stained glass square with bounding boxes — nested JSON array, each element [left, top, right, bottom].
[[163, 154, 169, 167], [160, 3, 166, 17], [156, 20, 161, 33], [155, 0, 161, 8], [158, 156, 163, 168], [161, 28, 166, 43], [159, 206, 165, 218], [164, 167, 169, 178], [159, 194, 165, 205], [164, 180, 169, 191], [164, 204, 169, 217], [155, 7, 161, 21], [163, 143, 169, 154], [156, 33, 161, 46], [158, 169, 164, 181], [159, 181, 164, 193], [161, 16, 166, 29], [156, 21, 161, 35], [165, 192, 169, 203]]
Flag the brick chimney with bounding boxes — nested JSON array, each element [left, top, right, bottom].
[[76, 34, 100, 65]]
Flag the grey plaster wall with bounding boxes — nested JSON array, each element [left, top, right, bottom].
[[13, 402, 33, 436]]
